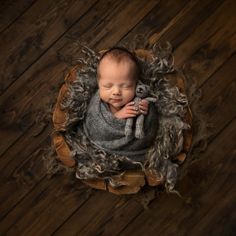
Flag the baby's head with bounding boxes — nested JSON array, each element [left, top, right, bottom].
[[97, 47, 140, 112]]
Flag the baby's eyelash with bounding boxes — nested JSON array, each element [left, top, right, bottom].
[[103, 84, 112, 88]]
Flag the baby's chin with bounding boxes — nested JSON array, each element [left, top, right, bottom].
[[108, 103, 121, 114], [109, 102, 123, 109]]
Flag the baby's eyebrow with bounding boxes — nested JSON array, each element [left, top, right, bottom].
[[120, 81, 133, 85]]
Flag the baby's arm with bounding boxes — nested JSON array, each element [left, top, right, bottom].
[[114, 101, 139, 119]]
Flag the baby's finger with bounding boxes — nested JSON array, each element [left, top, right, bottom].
[[126, 105, 139, 112], [123, 111, 138, 118], [139, 100, 149, 111], [139, 105, 148, 114], [127, 109, 139, 116], [125, 106, 138, 112], [139, 103, 148, 109], [140, 100, 149, 106], [126, 101, 135, 106]]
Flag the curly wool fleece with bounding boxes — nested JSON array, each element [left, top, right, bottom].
[[59, 44, 190, 192]]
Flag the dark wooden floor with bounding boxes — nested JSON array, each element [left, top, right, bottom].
[[0, 0, 236, 235]]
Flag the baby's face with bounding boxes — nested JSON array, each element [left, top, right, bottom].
[[98, 57, 137, 112]]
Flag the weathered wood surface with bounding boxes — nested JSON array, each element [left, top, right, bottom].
[[0, 0, 235, 235], [0, 0, 97, 95], [0, 1, 158, 224], [0, 0, 36, 33]]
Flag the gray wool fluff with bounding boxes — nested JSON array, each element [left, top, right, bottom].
[[58, 43, 190, 192]]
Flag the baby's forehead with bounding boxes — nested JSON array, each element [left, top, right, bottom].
[[99, 55, 136, 70]]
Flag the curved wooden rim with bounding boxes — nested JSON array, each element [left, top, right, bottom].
[[52, 48, 193, 194]]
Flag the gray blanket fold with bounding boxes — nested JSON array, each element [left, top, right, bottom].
[[83, 91, 159, 162]]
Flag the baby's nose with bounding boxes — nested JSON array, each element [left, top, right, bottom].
[[112, 86, 121, 95]]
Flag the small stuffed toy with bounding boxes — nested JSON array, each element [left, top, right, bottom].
[[125, 81, 157, 139]]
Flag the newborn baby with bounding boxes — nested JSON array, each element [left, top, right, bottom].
[[83, 47, 158, 162]]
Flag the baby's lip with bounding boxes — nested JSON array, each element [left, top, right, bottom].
[[110, 98, 122, 103]]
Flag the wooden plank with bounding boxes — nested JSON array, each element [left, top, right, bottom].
[[0, 0, 112, 156], [0, 0, 132, 222], [123, 0, 223, 49], [0, 1, 235, 234], [0, 0, 97, 95], [179, 54, 236, 174], [119, 118, 236, 236], [123, 0, 235, 91], [52, 1, 215, 233], [0, 124, 51, 174], [52, 1, 197, 233], [51, 3, 236, 234], [0, 0, 158, 181], [0, 126, 50, 220], [0, 0, 159, 234], [25, 191, 119, 236], [185, 163, 236, 236], [53, 194, 143, 236], [199, 53, 236, 101], [147, 0, 225, 47], [0, 138, 49, 221], [0, 0, 232, 157], [109, 4, 236, 229], [0, 2, 182, 229], [199, 58, 236, 139], [0, 0, 220, 160], [0, 173, 92, 235], [0, 0, 157, 156], [186, 164, 236, 236], [0, 0, 234, 232], [88, 198, 144, 236], [130, 0, 236, 92], [0, 0, 36, 33], [43, 37, 235, 235], [169, 121, 236, 235], [173, 0, 236, 82], [204, 79, 236, 134], [93, 0, 162, 50], [54, 48, 236, 236]]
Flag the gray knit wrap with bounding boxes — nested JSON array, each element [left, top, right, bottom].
[[83, 91, 158, 161]]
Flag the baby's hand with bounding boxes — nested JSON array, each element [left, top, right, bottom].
[[114, 101, 139, 119], [139, 99, 149, 115]]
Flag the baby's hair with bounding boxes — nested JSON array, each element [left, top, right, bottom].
[[97, 46, 141, 80]]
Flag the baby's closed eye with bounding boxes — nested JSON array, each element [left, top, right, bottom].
[[120, 84, 133, 89], [102, 84, 113, 88]]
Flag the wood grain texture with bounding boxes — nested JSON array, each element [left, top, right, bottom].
[[120, 118, 236, 236], [0, 0, 157, 156], [0, 1, 159, 235], [0, 0, 235, 235], [0, 0, 36, 33], [0, 0, 97, 95]]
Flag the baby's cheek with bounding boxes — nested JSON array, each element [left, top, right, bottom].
[[125, 91, 135, 102], [99, 90, 109, 102]]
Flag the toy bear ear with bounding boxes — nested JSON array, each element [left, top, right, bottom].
[[145, 84, 149, 90], [137, 80, 145, 86]]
